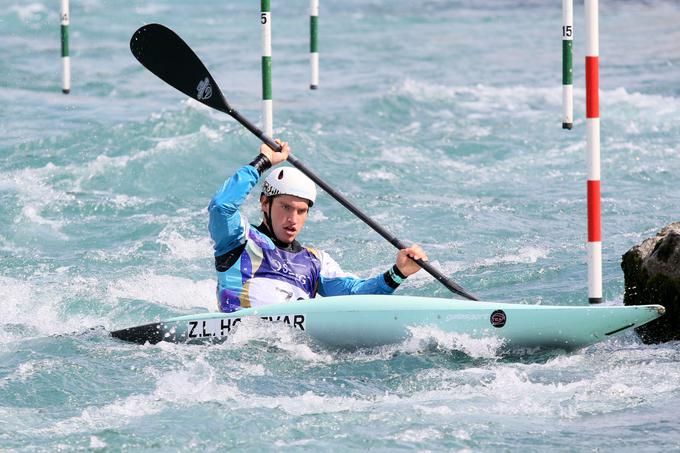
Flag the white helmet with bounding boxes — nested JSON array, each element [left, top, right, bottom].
[[262, 166, 317, 207]]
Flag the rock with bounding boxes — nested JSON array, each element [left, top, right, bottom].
[[622, 222, 680, 343]]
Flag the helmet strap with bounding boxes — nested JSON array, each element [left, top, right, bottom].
[[263, 196, 280, 242]]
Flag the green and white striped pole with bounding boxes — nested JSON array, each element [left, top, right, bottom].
[[261, 0, 273, 136], [60, 0, 70, 94], [562, 0, 573, 129], [310, 0, 319, 90]]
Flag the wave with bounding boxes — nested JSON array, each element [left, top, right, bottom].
[[0, 275, 104, 341], [394, 79, 680, 114], [156, 228, 213, 261], [8, 3, 56, 23], [475, 245, 549, 267], [107, 272, 215, 311]]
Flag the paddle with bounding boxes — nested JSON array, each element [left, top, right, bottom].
[[129, 23, 479, 301]]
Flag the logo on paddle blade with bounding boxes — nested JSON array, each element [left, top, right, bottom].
[[196, 77, 212, 100], [490, 310, 506, 328]]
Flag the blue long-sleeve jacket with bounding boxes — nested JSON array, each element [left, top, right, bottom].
[[208, 165, 396, 312]]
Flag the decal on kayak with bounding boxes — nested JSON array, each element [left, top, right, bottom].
[[490, 310, 507, 328], [186, 314, 306, 339], [445, 314, 486, 321], [259, 314, 306, 330]]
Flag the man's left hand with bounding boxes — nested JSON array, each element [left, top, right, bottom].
[[396, 244, 428, 277]]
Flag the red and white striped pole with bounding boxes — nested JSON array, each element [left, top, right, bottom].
[[585, 0, 601, 304]]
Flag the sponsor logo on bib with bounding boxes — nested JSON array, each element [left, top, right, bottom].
[[270, 258, 308, 285]]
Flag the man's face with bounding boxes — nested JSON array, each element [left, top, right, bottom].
[[262, 194, 310, 244]]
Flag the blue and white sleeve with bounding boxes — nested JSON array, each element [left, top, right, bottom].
[[208, 165, 260, 256], [316, 251, 395, 296]]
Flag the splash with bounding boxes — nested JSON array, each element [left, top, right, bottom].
[[402, 325, 505, 359], [152, 355, 239, 404], [0, 276, 67, 341], [38, 394, 164, 437], [107, 273, 215, 311], [222, 317, 334, 363], [476, 246, 549, 267], [358, 169, 397, 181], [156, 229, 213, 261]]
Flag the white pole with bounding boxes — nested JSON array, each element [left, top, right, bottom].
[[310, 0, 319, 90], [61, 0, 71, 94], [261, 0, 273, 136]]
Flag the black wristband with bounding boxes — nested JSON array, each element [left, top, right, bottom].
[[392, 264, 407, 280], [248, 154, 272, 176], [383, 265, 407, 289]]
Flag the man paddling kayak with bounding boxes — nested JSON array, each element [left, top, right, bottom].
[[208, 140, 428, 312]]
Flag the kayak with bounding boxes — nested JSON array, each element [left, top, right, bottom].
[[110, 295, 665, 352], [119, 25, 666, 354]]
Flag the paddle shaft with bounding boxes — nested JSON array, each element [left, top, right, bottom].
[[129, 24, 479, 301], [228, 107, 479, 301]]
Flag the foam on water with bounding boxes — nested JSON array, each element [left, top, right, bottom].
[[133, 4, 170, 15], [156, 229, 213, 261], [107, 273, 215, 311], [476, 246, 549, 268], [3, 0, 680, 450], [1, 164, 71, 230], [396, 79, 563, 113], [1, 276, 58, 339], [377, 146, 428, 165], [223, 318, 335, 363], [358, 169, 397, 181], [306, 208, 329, 222], [415, 260, 468, 284], [38, 394, 165, 437], [0, 275, 114, 341], [8, 2, 54, 22], [402, 326, 505, 359], [152, 355, 239, 404], [89, 436, 107, 449]]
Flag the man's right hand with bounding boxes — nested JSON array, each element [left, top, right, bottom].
[[260, 139, 289, 166]]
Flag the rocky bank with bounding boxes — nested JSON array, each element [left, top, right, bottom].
[[622, 222, 680, 343]]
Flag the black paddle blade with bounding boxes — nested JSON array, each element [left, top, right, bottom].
[[130, 23, 230, 113]]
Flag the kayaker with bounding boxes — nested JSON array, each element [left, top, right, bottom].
[[209, 139, 429, 312]]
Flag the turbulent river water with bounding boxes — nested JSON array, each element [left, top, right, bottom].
[[2, 0, 680, 450]]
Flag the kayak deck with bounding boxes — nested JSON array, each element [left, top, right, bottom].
[[110, 295, 665, 352]]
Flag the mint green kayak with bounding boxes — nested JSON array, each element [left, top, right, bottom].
[[110, 295, 665, 352]]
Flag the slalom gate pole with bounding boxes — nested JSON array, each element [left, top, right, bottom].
[[562, 0, 573, 129], [60, 0, 70, 94], [261, 0, 273, 136], [585, 0, 602, 304], [310, 0, 319, 90]]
